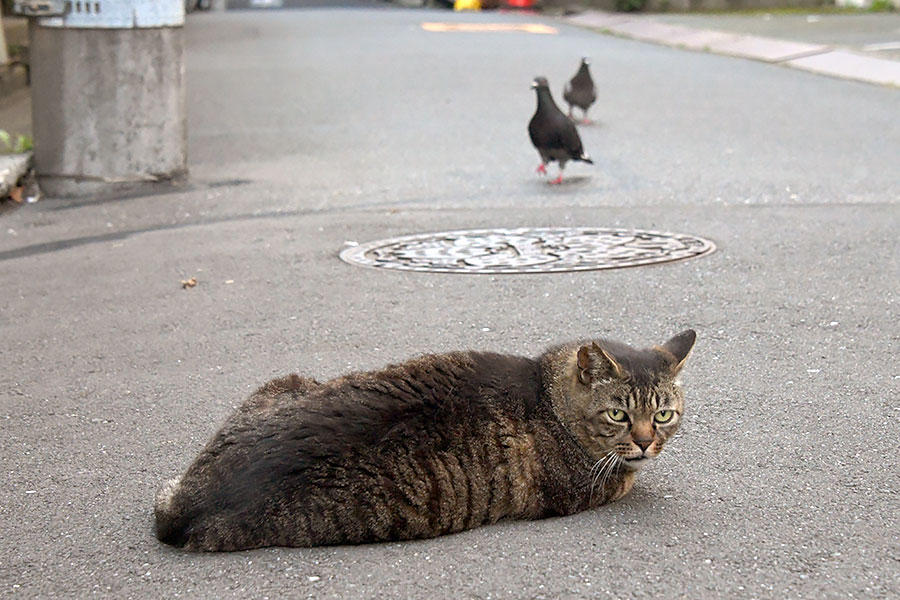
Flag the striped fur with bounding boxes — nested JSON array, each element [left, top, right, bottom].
[[155, 331, 695, 551]]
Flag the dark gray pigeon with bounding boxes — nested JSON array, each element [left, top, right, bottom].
[[563, 57, 597, 124], [528, 76, 593, 185]]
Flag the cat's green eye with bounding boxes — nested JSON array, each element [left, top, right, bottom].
[[654, 410, 674, 423], [607, 409, 628, 422]]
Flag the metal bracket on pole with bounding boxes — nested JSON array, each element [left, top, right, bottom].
[[13, 0, 67, 17], [14, 0, 184, 28]]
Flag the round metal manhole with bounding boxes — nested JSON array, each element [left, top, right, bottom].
[[339, 227, 715, 274]]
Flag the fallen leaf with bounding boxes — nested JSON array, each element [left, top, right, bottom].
[[9, 185, 24, 204], [181, 277, 198, 289]]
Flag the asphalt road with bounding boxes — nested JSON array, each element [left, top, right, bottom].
[[1, 7, 898, 599]]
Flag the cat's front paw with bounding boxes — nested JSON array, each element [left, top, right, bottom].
[[610, 471, 636, 502]]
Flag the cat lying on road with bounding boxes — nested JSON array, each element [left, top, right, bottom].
[[155, 330, 696, 551]]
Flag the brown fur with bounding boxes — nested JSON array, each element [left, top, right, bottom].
[[154, 330, 696, 551]]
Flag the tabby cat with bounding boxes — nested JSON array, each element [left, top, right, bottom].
[[155, 330, 696, 551]]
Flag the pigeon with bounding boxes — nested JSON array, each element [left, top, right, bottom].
[[528, 76, 593, 185], [563, 57, 597, 124]]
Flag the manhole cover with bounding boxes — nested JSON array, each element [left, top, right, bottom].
[[339, 227, 715, 274]]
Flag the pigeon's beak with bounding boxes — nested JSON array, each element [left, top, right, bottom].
[[531, 81, 538, 89]]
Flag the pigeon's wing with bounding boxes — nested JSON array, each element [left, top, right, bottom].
[[528, 116, 543, 147], [584, 78, 597, 106], [530, 117, 568, 151], [563, 81, 574, 105], [573, 84, 597, 109], [529, 113, 557, 149], [558, 118, 587, 159], [570, 70, 597, 109], [531, 113, 589, 162]]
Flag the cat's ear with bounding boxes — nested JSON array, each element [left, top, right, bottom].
[[576, 342, 625, 385], [576, 346, 592, 385], [592, 342, 627, 379], [659, 329, 696, 376]]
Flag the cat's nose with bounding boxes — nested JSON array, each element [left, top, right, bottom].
[[633, 438, 652, 452]]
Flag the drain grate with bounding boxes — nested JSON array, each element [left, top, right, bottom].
[[339, 227, 715, 274]]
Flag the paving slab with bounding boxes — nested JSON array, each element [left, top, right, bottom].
[[564, 12, 632, 30], [787, 48, 900, 87], [706, 35, 828, 63], [654, 12, 900, 61], [604, 20, 697, 44], [664, 28, 741, 51]]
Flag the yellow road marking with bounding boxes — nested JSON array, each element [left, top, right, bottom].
[[421, 22, 557, 35]]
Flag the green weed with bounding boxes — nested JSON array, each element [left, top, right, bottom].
[[0, 129, 33, 154]]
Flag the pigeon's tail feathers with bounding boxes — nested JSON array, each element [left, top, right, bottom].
[[579, 154, 594, 165]]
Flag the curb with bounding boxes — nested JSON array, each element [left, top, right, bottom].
[[564, 11, 900, 88], [0, 152, 32, 197]]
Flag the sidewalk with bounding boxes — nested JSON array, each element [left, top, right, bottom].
[[565, 10, 900, 87], [653, 12, 900, 60]]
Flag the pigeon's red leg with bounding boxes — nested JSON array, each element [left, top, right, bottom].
[[536, 163, 547, 175], [549, 174, 563, 185]]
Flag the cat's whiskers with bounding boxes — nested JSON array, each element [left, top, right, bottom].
[[598, 453, 622, 500], [590, 451, 624, 504], [589, 455, 613, 503], [589, 451, 617, 503], [588, 453, 610, 481], [589, 450, 613, 478]]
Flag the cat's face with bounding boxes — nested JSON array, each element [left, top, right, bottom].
[[565, 330, 696, 472], [590, 378, 684, 470]]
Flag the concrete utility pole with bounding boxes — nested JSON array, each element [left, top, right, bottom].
[[16, 0, 186, 198]]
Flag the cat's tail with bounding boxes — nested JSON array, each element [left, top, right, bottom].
[[154, 477, 190, 548]]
